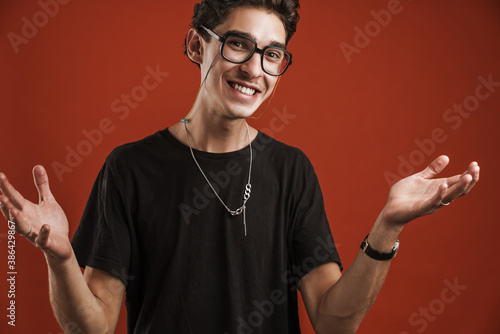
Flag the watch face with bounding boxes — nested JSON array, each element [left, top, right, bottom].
[[392, 240, 400, 258]]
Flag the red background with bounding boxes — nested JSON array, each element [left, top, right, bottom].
[[1, 0, 499, 333]]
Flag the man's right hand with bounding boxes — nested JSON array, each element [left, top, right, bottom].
[[1, 166, 125, 333], [0, 165, 72, 261]]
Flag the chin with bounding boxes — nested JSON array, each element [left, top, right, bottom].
[[226, 110, 257, 120], [222, 102, 261, 120]]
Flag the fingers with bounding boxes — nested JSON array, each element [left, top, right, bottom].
[[33, 165, 54, 203], [0, 172, 26, 210], [9, 207, 32, 236], [440, 161, 480, 205], [441, 174, 474, 206], [410, 182, 448, 219], [431, 182, 448, 208], [0, 201, 32, 237], [419, 155, 450, 179], [440, 175, 469, 205], [0, 170, 35, 237], [463, 161, 480, 195], [419, 157, 480, 210], [0, 196, 8, 219]]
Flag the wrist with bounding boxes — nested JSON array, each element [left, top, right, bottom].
[[367, 212, 404, 253], [44, 247, 75, 270], [361, 234, 399, 260]]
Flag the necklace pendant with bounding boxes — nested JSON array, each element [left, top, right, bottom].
[[244, 183, 252, 200], [243, 205, 247, 237]]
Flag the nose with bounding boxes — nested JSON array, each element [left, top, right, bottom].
[[239, 51, 264, 78]]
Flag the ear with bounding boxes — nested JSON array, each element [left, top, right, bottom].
[[186, 28, 204, 65]]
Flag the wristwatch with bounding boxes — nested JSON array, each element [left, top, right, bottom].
[[360, 234, 399, 261]]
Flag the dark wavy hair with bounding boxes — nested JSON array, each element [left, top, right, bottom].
[[184, 0, 300, 66]]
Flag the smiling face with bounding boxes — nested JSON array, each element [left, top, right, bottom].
[[195, 7, 287, 120]]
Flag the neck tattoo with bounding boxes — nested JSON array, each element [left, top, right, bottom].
[[182, 121, 253, 236]]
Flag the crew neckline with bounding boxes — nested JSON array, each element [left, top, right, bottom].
[[160, 127, 264, 160]]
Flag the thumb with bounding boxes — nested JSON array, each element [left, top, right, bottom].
[[33, 165, 54, 203], [419, 155, 450, 180]]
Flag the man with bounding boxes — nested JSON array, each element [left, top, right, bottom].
[[0, 1, 479, 333]]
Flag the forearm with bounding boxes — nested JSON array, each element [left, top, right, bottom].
[[310, 157, 479, 333], [45, 250, 111, 334], [314, 214, 402, 334]]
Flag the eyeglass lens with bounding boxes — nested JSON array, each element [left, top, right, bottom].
[[223, 35, 290, 75]]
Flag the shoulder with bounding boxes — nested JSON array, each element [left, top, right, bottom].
[[105, 128, 170, 172], [257, 131, 313, 168]]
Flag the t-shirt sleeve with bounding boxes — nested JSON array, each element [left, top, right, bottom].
[[291, 154, 343, 277], [71, 161, 135, 287]]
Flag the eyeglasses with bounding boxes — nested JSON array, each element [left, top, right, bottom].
[[201, 26, 292, 76]]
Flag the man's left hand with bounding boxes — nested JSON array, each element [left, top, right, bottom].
[[381, 155, 480, 227]]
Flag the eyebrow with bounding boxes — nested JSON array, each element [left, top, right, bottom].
[[224, 29, 287, 49]]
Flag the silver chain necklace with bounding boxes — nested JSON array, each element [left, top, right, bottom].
[[183, 121, 252, 236]]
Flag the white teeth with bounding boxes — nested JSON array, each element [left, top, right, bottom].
[[231, 83, 256, 96]]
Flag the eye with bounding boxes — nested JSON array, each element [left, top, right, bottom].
[[226, 36, 252, 51], [265, 49, 284, 61], [268, 51, 279, 58], [229, 40, 244, 48]]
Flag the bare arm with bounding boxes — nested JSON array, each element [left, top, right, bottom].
[[299, 217, 398, 334], [46, 254, 125, 333], [0, 166, 124, 333], [299, 156, 480, 334]]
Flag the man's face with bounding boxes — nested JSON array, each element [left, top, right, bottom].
[[199, 7, 287, 120]]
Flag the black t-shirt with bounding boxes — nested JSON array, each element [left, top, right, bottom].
[[71, 128, 342, 334]]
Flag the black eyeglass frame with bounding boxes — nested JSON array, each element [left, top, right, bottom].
[[201, 25, 293, 76]]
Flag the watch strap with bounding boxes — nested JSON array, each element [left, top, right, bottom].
[[360, 234, 399, 261]]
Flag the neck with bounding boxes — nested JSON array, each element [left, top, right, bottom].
[[170, 110, 257, 153]]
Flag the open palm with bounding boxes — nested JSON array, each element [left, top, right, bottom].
[[0, 166, 72, 260], [382, 155, 480, 226]]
